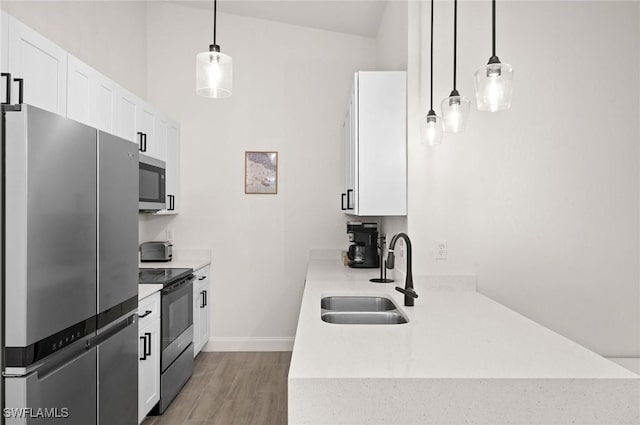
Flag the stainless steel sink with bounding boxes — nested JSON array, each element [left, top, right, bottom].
[[320, 296, 408, 325], [321, 311, 408, 325], [321, 296, 396, 312]]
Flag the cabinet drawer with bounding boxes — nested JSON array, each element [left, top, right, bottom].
[[138, 292, 160, 323]]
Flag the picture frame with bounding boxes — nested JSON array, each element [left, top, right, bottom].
[[245, 151, 278, 194]]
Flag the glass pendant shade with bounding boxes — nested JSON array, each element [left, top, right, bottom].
[[424, 111, 443, 146], [196, 49, 232, 98], [474, 62, 513, 112], [441, 94, 470, 133]]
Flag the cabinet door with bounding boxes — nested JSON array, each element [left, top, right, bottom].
[[138, 317, 160, 423], [192, 281, 201, 358], [92, 73, 118, 134], [153, 113, 168, 163], [193, 267, 210, 357], [136, 104, 156, 158], [157, 121, 180, 215], [356, 71, 407, 216], [67, 54, 93, 126], [115, 89, 139, 144], [8, 16, 67, 115]]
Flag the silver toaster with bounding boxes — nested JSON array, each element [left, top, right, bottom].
[[140, 241, 173, 262]]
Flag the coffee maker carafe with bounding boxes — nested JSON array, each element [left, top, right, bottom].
[[346, 222, 379, 268]]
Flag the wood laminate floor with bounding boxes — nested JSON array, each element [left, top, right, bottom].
[[142, 352, 291, 425]]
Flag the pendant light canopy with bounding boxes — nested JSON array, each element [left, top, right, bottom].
[[474, 0, 513, 111], [425, 0, 443, 146], [196, 0, 232, 98], [440, 0, 470, 133]]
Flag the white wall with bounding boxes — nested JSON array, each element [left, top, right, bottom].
[[141, 2, 376, 350], [409, 1, 639, 357], [0, 1, 148, 98]]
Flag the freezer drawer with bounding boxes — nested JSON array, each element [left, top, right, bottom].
[[97, 315, 138, 425], [5, 345, 97, 425]]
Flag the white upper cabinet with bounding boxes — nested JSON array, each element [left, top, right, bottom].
[[152, 113, 168, 163], [115, 89, 139, 144], [67, 55, 118, 133], [3, 12, 183, 215], [7, 15, 67, 115], [91, 72, 117, 134], [341, 71, 407, 216], [157, 120, 180, 215], [66, 55, 92, 125]]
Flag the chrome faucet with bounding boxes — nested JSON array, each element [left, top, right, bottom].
[[386, 233, 419, 307]]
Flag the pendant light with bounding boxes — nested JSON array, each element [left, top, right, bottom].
[[440, 0, 470, 133], [425, 0, 443, 146], [196, 0, 232, 98], [473, 0, 513, 111]]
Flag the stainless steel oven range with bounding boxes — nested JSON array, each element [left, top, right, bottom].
[[139, 267, 195, 414]]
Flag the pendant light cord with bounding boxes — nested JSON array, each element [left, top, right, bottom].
[[430, 0, 434, 111], [491, 0, 496, 57], [453, 0, 457, 91], [213, 0, 217, 46]]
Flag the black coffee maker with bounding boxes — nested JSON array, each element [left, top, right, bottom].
[[346, 222, 379, 268]]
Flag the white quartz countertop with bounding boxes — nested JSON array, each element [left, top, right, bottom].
[[138, 248, 211, 272], [289, 258, 637, 380], [138, 284, 163, 301]]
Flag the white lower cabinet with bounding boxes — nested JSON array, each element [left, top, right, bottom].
[[193, 266, 211, 357], [138, 292, 161, 424]]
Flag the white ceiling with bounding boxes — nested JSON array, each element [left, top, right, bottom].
[[169, 0, 388, 38]]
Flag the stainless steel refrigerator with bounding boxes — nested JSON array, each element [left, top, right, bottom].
[[1, 104, 139, 424]]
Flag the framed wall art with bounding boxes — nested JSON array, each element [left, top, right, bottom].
[[245, 151, 278, 194]]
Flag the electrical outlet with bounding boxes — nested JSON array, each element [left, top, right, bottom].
[[166, 228, 174, 242], [435, 240, 447, 260]]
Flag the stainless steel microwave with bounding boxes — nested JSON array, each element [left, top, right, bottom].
[[139, 154, 166, 212]]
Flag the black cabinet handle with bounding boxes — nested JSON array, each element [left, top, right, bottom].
[[168, 194, 175, 211], [142, 133, 147, 152], [138, 310, 152, 319], [13, 78, 23, 104], [139, 335, 147, 360], [198, 276, 206, 280], [144, 332, 152, 356], [341, 193, 347, 211], [137, 132, 143, 151], [1, 73, 11, 104], [346, 189, 353, 210], [200, 290, 206, 308], [204, 290, 208, 307]]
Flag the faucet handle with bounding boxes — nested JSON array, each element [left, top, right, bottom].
[[395, 287, 418, 299]]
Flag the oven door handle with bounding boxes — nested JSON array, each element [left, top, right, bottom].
[[162, 275, 195, 295]]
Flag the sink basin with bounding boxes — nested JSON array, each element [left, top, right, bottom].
[[321, 311, 408, 325], [320, 296, 396, 312]]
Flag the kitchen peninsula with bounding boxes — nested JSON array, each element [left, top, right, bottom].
[[288, 251, 639, 425]]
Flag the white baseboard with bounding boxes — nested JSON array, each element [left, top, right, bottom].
[[204, 337, 294, 352], [607, 357, 640, 374]]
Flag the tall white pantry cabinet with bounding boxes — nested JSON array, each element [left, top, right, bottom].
[[0, 12, 180, 215], [341, 71, 407, 216]]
